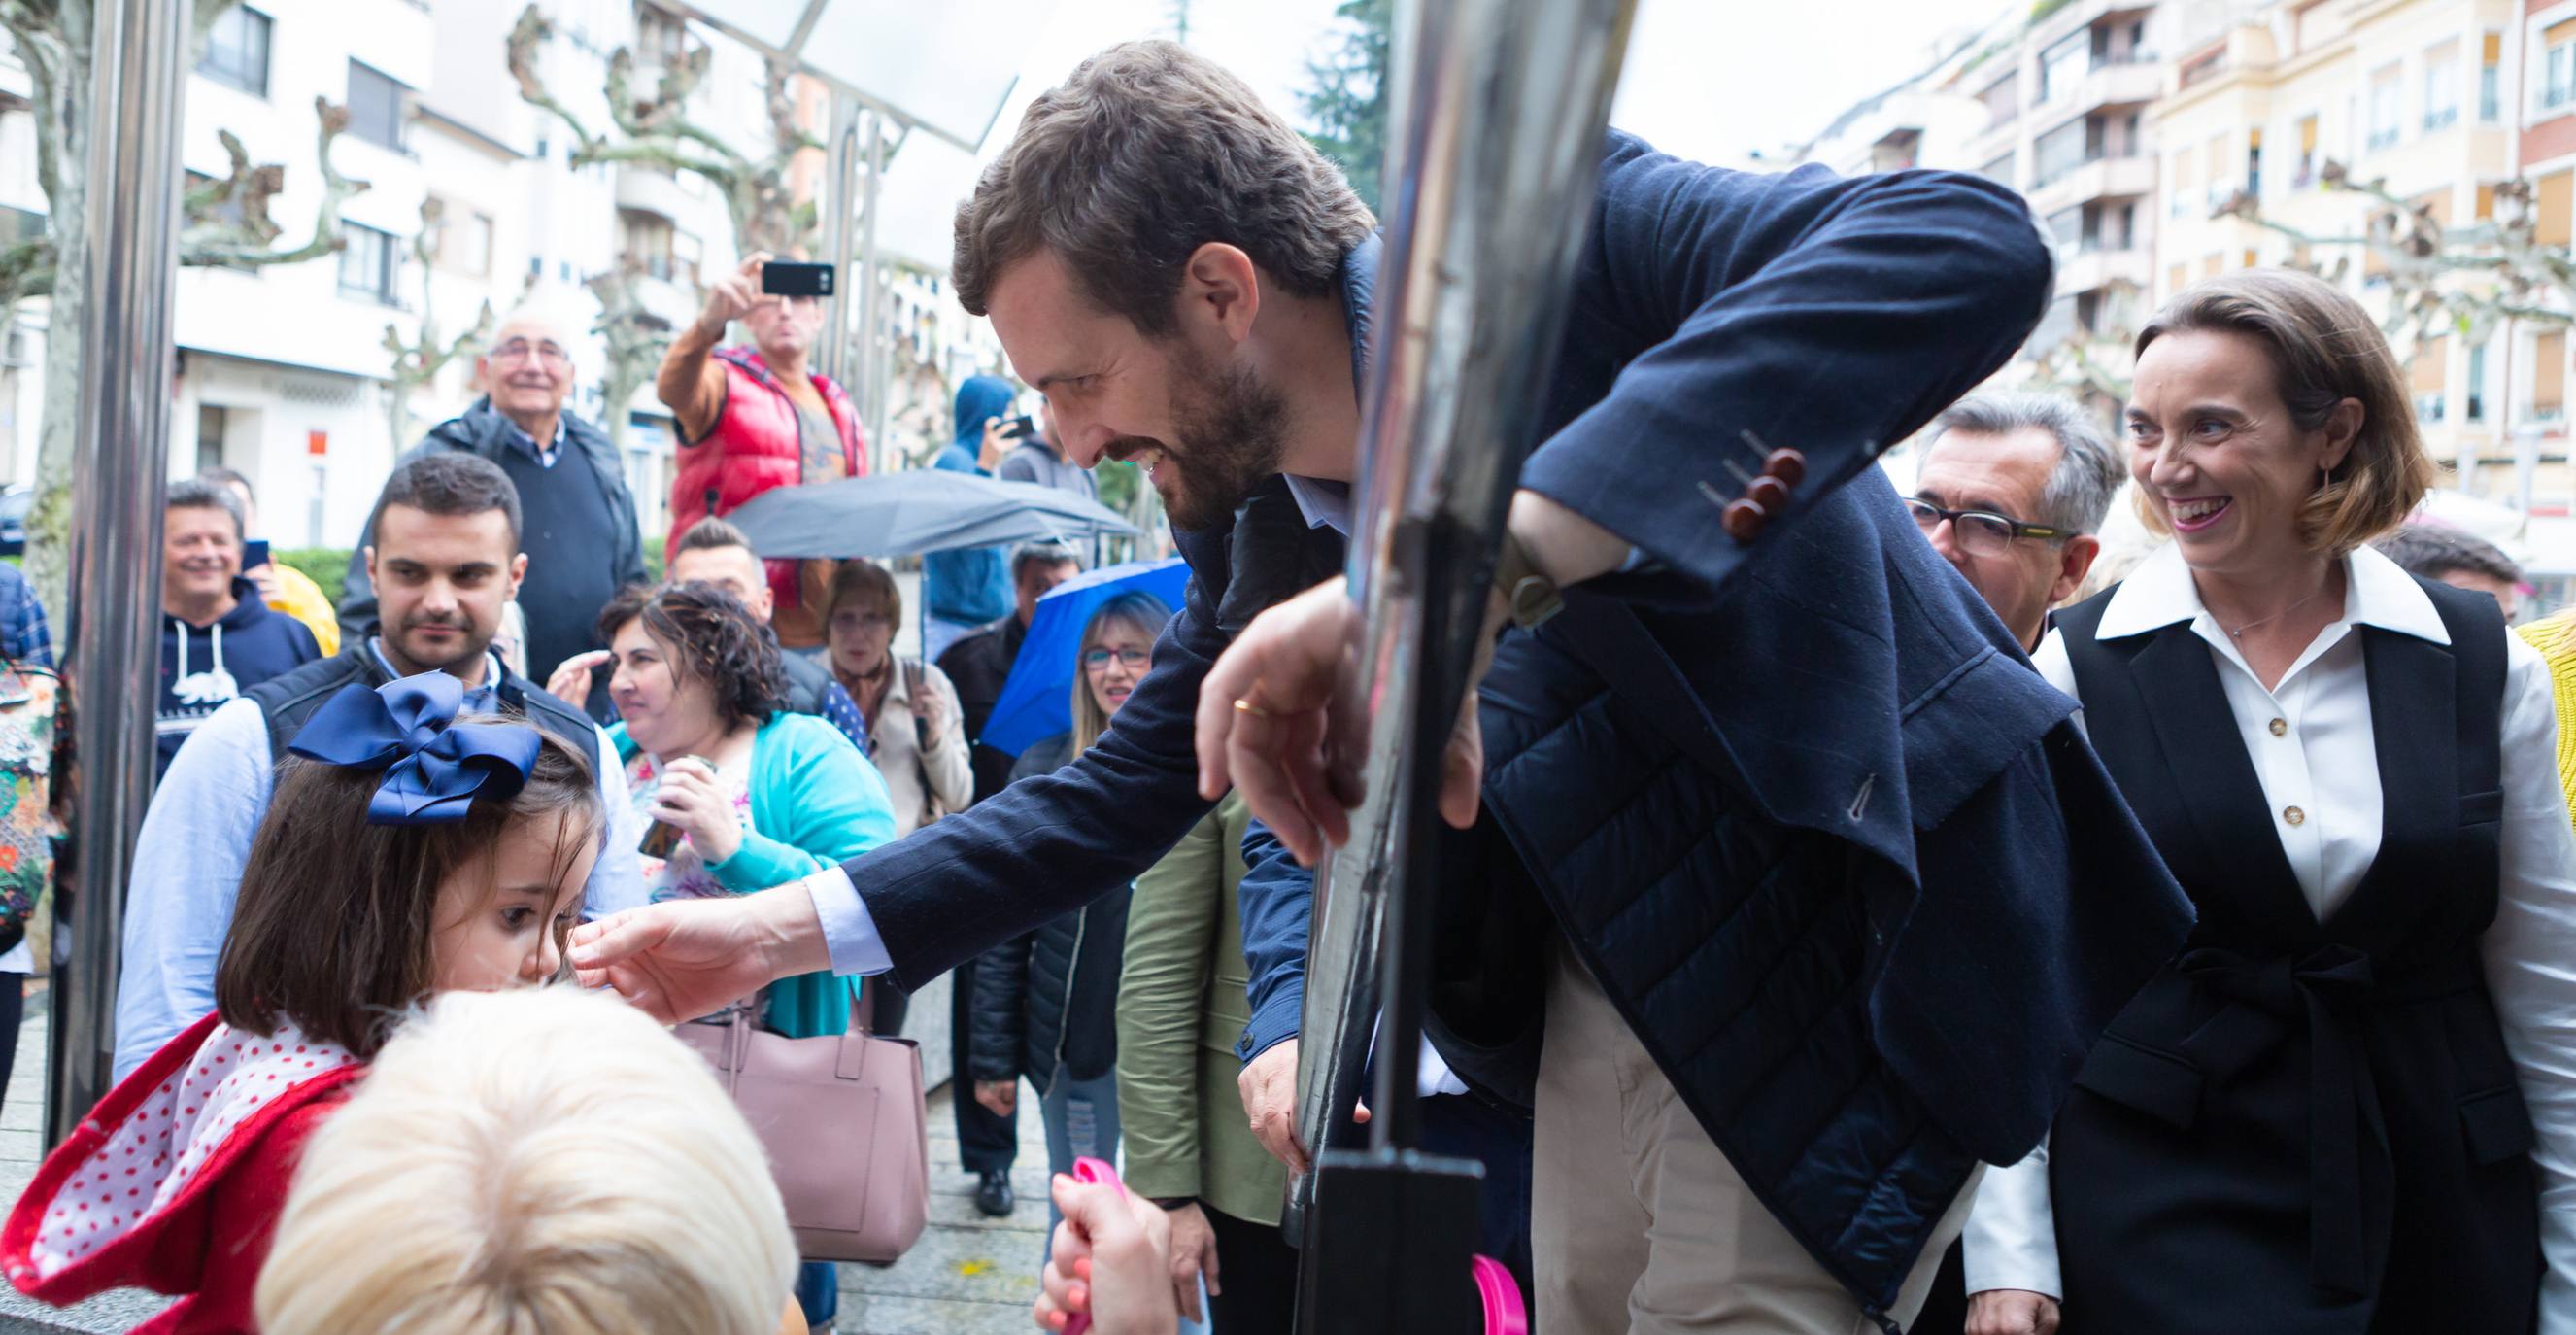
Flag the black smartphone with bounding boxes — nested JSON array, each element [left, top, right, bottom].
[[242, 538, 270, 570], [999, 415, 1036, 439], [761, 260, 834, 297]]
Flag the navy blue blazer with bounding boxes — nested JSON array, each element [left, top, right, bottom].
[[842, 131, 2081, 980]]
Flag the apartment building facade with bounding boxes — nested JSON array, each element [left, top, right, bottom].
[[0, 0, 1003, 552]]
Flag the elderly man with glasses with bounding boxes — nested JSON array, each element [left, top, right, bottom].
[[338, 307, 647, 720], [1908, 393, 2124, 653]]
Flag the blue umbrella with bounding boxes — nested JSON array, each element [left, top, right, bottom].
[[981, 559, 1191, 758]]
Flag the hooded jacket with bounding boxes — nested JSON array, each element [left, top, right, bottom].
[[923, 376, 1019, 626], [157, 578, 320, 779], [2, 1011, 364, 1333], [967, 733, 1132, 1092]]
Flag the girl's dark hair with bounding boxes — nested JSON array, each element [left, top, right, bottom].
[[215, 722, 601, 1058], [596, 581, 782, 731]]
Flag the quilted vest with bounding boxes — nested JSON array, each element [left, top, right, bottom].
[[668, 348, 867, 614]]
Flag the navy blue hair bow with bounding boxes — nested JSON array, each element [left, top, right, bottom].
[[287, 672, 542, 826]]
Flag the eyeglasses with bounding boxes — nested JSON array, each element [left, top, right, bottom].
[[1081, 646, 1150, 673], [491, 338, 571, 367], [1904, 497, 2066, 557]]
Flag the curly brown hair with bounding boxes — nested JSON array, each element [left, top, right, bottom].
[[596, 582, 782, 732], [951, 40, 1375, 334]]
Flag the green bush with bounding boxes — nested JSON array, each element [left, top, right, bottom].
[[275, 547, 351, 595], [644, 536, 664, 583]]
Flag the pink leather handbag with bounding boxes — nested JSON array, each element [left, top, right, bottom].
[[676, 990, 930, 1263]]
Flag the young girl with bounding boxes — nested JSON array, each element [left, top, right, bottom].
[[0, 671, 603, 1334]]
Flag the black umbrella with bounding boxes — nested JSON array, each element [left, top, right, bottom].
[[724, 469, 1138, 560]]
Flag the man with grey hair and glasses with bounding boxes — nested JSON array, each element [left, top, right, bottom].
[[1909, 392, 2123, 652]]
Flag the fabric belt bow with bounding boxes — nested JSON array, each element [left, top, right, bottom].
[[2176, 943, 2386, 1298]]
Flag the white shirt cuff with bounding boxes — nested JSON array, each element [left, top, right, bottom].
[[1960, 1146, 2063, 1300], [802, 866, 893, 976]]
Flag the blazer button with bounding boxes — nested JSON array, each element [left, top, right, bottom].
[[1746, 475, 1790, 510], [1722, 498, 1768, 542], [2283, 805, 2306, 827], [2268, 717, 2288, 736], [1763, 448, 1807, 489]]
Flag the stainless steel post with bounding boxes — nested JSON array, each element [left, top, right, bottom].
[[1285, 0, 1636, 1237], [818, 93, 862, 384], [858, 112, 891, 473], [47, 0, 191, 1144]]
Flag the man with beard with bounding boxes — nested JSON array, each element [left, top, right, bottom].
[[115, 454, 642, 1080], [571, 42, 2189, 1331]]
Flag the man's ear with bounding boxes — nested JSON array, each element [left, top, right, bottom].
[[361, 545, 378, 593], [506, 552, 529, 601], [2052, 534, 2103, 606], [1176, 243, 1262, 345]]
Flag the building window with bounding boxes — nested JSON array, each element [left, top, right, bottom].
[[195, 404, 229, 475], [621, 209, 676, 282], [346, 61, 408, 151], [2482, 32, 2503, 121], [636, 3, 688, 69], [2169, 147, 2195, 216], [196, 6, 272, 97], [2548, 33, 2576, 112], [2040, 31, 2086, 105], [2423, 40, 2459, 130], [2468, 341, 2488, 421], [2294, 114, 2319, 188], [432, 203, 492, 278], [2033, 116, 2088, 188], [2366, 63, 2401, 150], [337, 222, 400, 305], [1979, 74, 2017, 129], [307, 463, 328, 548]]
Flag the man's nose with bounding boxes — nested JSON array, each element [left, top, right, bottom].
[[1927, 518, 1967, 565], [1062, 418, 1111, 469]]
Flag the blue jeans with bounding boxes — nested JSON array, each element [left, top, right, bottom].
[[1039, 1062, 1122, 1260], [793, 1259, 835, 1328]]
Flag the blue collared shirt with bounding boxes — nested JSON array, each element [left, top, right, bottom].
[[0, 563, 52, 669], [112, 642, 644, 1078], [506, 417, 571, 470]]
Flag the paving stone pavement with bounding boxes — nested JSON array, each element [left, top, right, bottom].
[[0, 987, 1061, 1335]]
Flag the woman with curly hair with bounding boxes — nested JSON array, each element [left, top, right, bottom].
[[596, 580, 899, 1334]]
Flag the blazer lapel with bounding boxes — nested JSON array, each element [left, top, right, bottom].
[[2122, 623, 2320, 945]]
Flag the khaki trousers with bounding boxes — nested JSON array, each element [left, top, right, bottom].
[[1533, 940, 1975, 1335]]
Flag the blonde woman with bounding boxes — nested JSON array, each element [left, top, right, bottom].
[[968, 592, 1170, 1248]]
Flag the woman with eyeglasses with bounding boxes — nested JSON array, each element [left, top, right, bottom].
[[822, 560, 972, 838], [1959, 270, 2576, 1335], [968, 593, 1171, 1256]]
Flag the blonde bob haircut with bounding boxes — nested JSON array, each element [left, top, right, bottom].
[[2132, 269, 2431, 554], [254, 988, 796, 1335]]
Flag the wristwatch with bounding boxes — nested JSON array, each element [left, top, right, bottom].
[[1493, 529, 1564, 632]]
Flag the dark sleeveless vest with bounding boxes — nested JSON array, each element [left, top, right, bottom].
[[243, 645, 602, 776], [2046, 577, 2537, 1335]]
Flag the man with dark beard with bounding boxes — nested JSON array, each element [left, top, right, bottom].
[[572, 43, 2189, 1331], [114, 454, 643, 1079]]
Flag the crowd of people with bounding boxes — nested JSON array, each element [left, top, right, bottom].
[[0, 30, 2564, 1335]]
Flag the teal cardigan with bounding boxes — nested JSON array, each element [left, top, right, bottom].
[[611, 711, 898, 1038]]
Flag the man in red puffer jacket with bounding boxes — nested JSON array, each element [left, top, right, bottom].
[[658, 252, 868, 653]]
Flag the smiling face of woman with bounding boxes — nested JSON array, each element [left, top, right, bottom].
[[2125, 328, 2361, 584], [1082, 619, 1155, 719], [606, 618, 719, 758]]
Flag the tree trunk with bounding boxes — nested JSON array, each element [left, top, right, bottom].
[[25, 29, 91, 625]]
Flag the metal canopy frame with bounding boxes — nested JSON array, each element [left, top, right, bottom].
[[658, 0, 1041, 468]]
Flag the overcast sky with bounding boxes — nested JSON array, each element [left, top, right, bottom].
[[867, 0, 2013, 269]]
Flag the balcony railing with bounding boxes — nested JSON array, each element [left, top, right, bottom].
[[2423, 106, 2459, 132], [2367, 126, 2400, 152], [2031, 147, 2141, 190]]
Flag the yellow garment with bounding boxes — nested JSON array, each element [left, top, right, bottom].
[[261, 561, 341, 659], [2520, 610, 2576, 838]]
